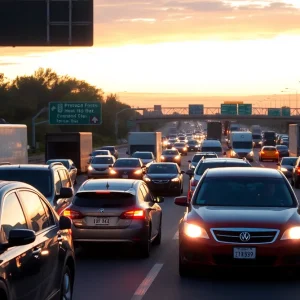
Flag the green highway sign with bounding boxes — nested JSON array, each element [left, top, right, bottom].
[[49, 102, 102, 125], [282, 107, 291, 116], [238, 104, 252, 115], [189, 104, 204, 115], [221, 104, 237, 115], [268, 108, 281, 116]]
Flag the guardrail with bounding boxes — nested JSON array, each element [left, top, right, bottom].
[[28, 144, 128, 164]]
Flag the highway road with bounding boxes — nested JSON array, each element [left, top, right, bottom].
[[71, 143, 300, 300]]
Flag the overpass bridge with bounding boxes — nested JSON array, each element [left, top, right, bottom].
[[134, 107, 300, 123]]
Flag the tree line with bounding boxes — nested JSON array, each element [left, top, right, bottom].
[[0, 68, 161, 150]]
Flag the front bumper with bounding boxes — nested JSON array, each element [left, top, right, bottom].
[[87, 170, 109, 178], [180, 235, 300, 268], [146, 180, 181, 194]]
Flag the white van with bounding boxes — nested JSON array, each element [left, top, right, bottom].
[[229, 131, 253, 162], [200, 139, 223, 157]]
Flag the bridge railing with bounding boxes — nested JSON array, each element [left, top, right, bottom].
[[138, 107, 300, 118]]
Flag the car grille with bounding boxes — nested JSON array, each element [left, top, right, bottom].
[[211, 228, 279, 244], [152, 180, 169, 184], [95, 168, 107, 171], [238, 152, 248, 157]]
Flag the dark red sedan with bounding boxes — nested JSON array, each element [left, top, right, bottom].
[[109, 158, 146, 180], [175, 167, 300, 276]]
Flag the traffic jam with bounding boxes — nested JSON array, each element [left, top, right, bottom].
[[1, 121, 300, 299]]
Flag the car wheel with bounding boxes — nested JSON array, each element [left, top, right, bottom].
[[179, 253, 191, 277], [139, 229, 151, 258], [153, 218, 161, 246], [60, 265, 73, 300]]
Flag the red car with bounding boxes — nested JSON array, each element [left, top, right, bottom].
[[175, 167, 300, 276]]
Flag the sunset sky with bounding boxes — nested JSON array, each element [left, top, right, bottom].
[[1, 0, 300, 107]]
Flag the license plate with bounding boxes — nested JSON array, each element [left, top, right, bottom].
[[233, 248, 256, 259], [122, 175, 128, 178], [94, 218, 110, 225]]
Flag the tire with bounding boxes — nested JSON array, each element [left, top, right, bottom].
[[153, 218, 162, 245], [139, 229, 151, 258], [0, 281, 8, 300], [179, 253, 191, 277], [60, 265, 73, 300], [295, 180, 300, 189]]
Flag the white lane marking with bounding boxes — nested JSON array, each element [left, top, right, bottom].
[[173, 230, 179, 240], [259, 163, 265, 167], [131, 263, 164, 300]]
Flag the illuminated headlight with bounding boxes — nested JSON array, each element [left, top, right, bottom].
[[171, 177, 179, 182], [161, 156, 165, 160], [281, 167, 288, 172], [281, 227, 300, 240], [144, 177, 151, 182], [174, 155, 180, 160], [134, 169, 143, 175], [231, 151, 237, 156], [183, 223, 209, 239], [183, 147, 187, 151], [110, 169, 117, 174], [88, 165, 93, 171], [248, 151, 254, 156]]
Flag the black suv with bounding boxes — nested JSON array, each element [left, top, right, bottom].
[[0, 180, 75, 300], [0, 163, 74, 214]]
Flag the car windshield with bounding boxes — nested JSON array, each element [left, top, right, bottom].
[[148, 164, 177, 174], [0, 169, 52, 197], [188, 140, 198, 145], [196, 162, 250, 175], [92, 157, 114, 164], [192, 154, 217, 162], [194, 177, 295, 207], [163, 150, 178, 155], [276, 145, 288, 150], [47, 160, 69, 169], [73, 192, 135, 208], [92, 150, 108, 156], [201, 146, 222, 152], [232, 142, 253, 149], [114, 159, 140, 167], [264, 132, 275, 138], [132, 153, 152, 159], [175, 143, 185, 147], [101, 147, 114, 153], [252, 134, 261, 139], [281, 158, 297, 166]]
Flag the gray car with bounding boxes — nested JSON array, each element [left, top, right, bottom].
[[87, 155, 116, 178], [131, 151, 156, 167], [277, 157, 297, 178], [63, 179, 164, 257]]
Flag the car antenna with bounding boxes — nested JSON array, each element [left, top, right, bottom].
[[106, 182, 109, 189]]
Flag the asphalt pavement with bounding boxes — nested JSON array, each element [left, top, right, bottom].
[[71, 144, 300, 300]]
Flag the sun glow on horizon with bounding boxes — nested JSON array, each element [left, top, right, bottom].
[[1, 35, 300, 95]]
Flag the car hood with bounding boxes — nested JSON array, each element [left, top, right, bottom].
[[91, 163, 111, 168], [146, 173, 178, 179], [189, 206, 298, 229]]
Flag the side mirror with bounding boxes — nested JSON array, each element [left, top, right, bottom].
[[181, 170, 185, 174], [188, 160, 191, 163], [174, 196, 189, 207], [8, 229, 36, 247], [155, 196, 164, 203], [59, 216, 72, 230], [186, 169, 194, 176], [59, 187, 73, 198]]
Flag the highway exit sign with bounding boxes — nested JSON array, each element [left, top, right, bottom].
[[238, 104, 252, 115], [189, 105, 204, 115], [267, 108, 281, 116], [49, 102, 102, 125], [221, 104, 237, 115]]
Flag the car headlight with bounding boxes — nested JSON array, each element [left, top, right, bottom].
[[281, 227, 300, 240], [144, 177, 151, 182], [249, 151, 254, 156], [183, 223, 209, 239], [281, 167, 288, 172], [174, 155, 180, 160], [134, 169, 143, 174], [88, 165, 93, 171], [161, 156, 165, 160], [110, 169, 117, 174], [171, 177, 179, 182], [231, 151, 236, 156], [183, 147, 187, 151]]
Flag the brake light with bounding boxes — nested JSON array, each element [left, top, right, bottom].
[[261, 151, 265, 154], [191, 179, 198, 187], [62, 209, 84, 219], [276, 151, 279, 154], [297, 167, 300, 174], [120, 209, 145, 219]]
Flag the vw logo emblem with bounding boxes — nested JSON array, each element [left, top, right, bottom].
[[99, 208, 104, 213], [239, 232, 251, 242]]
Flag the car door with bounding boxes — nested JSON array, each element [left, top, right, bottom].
[[0, 191, 43, 300], [58, 169, 73, 210], [17, 190, 61, 300]]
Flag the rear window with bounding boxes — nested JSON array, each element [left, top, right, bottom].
[[201, 146, 222, 152], [194, 177, 295, 207], [263, 147, 276, 151], [73, 192, 136, 208], [196, 162, 250, 175], [276, 145, 288, 150]]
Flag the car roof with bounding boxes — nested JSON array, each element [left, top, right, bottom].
[[206, 167, 282, 178], [0, 164, 54, 170], [0, 180, 42, 193], [200, 158, 245, 163], [79, 179, 139, 193], [133, 151, 152, 153], [202, 140, 221, 145], [116, 158, 140, 160], [151, 162, 177, 165], [93, 155, 114, 158]]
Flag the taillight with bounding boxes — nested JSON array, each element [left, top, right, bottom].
[[62, 209, 84, 219], [261, 151, 265, 154], [275, 151, 279, 154], [191, 179, 198, 187], [297, 167, 300, 174], [120, 209, 145, 219]]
